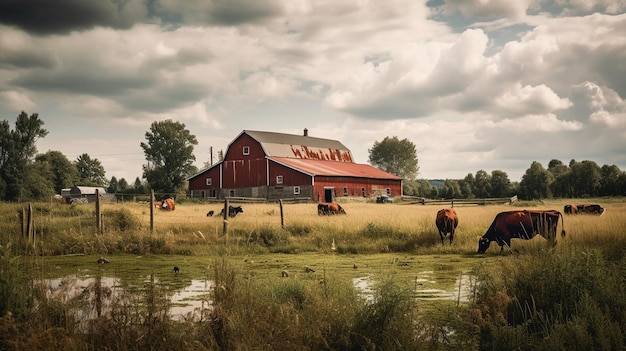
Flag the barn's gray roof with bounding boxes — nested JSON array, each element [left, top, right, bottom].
[[243, 130, 354, 162]]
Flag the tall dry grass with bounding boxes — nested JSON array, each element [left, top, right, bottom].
[[2, 199, 625, 256]]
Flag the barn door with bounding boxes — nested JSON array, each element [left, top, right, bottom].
[[324, 188, 333, 203]]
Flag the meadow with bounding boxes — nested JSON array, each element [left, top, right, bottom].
[[1, 198, 625, 350]]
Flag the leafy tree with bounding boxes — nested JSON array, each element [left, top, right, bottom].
[[474, 170, 492, 198], [459, 173, 475, 198], [22, 161, 55, 200], [75, 153, 107, 186], [368, 136, 419, 180], [107, 176, 119, 193], [35, 150, 78, 193], [569, 160, 601, 197], [599, 164, 622, 196], [490, 170, 511, 197], [141, 119, 198, 194], [0, 111, 48, 201], [441, 179, 462, 198], [548, 159, 571, 198], [118, 178, 129, 191], [519, 161, 553, 200], [133, 177, 146, 194], [402, 179, 419, 196]]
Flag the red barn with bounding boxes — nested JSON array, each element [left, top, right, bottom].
[[187, 129, 402, 202]]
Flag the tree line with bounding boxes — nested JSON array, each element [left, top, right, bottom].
[[369, 136, 626, 200], [1, 112, 198, 202], [2, 112, 625, 202]]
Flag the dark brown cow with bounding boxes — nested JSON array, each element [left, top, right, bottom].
[[564, 204, 578, 214], [564, 204, 605, 215], [435, 208, 458, 245], [478, 210, 565, 254], [317, 203, 346, 215], [577, 204, 605, 215]]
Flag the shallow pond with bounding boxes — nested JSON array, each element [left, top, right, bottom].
[[39, 252, 483, 321]]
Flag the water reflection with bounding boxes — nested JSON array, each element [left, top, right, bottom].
[[353, 271, 475, 303], [44, 270, 474, 322], [45, 275, 213, 321]]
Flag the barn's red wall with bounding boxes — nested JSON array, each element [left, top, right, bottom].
[[222, 133, 268, 188], [313, 176, 402, 201], [268, 161, 312, 186]]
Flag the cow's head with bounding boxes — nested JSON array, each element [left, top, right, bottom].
[[477, 237, 491, 253]]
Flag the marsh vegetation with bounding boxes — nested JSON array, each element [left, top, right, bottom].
[[1, 199, 625, 350]]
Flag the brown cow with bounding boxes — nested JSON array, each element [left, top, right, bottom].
[[154, 198, 175, 211], [317, 203, 346, 215], [478, 210, 565, 254], [435, 208, 458, 245]]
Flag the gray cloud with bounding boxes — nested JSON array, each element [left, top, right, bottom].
[[0, 0, 147, 35]]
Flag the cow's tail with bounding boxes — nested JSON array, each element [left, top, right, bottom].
[[558, 211, 566, 237]]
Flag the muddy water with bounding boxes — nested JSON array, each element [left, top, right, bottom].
[[45, 275, 214, 321], [44, 269, 475, 322], [353, 271, 476, 304]]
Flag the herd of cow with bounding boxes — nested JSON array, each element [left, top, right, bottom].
[[155, 198, 604, 254], [436, 203, 605, 254]]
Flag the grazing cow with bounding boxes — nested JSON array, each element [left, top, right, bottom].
[[154, 198, 175, 211], [564, 204, 578, 214], [478, 210, 565, 254], [435, 208, 459, 245], [206, 210, 214, 217], [219, 205, 244, 218], [317, 202, 346, 215], [577, 204, 605, 215]]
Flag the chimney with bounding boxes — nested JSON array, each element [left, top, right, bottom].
[[303, 128, 308, 136]]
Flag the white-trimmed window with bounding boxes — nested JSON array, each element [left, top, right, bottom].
[[276, 175, 283, 184], [343, 187, 348, 196], [294, 186, 300, 195], [206, 178, 212, 186], [361, 188, 366, 196], [386, 188, 391, 195], [243, 146, 250, 155]]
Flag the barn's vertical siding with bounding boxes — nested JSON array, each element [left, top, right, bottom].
[[268, 161, 313, 186], [313, 176, 402, 201], [222, 134, 268, 188]]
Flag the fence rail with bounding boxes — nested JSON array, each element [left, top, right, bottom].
[[401, 195, 518, 207]]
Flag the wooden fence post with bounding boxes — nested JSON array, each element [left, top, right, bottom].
[[95, 189, 102, 234], [222, 199, 229, 236], [150, 190, 154, 233], [279, 199, 284, 228], [26, 203, 33, 243]]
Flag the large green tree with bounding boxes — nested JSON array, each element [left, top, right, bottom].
[[140, 119, 198, 194], [75, 153, 107, 186], [569, 160, 601, 197], [490, 170, 512, 197], [35, 150, 78, 193], [0, 112, 48, 201], [368, 136, 419, 180], [519, 161, 553, 200]]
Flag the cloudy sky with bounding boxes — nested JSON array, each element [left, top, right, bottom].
[[1, 0, 625, 183]]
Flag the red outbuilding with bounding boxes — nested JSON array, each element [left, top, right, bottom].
[[187, 129, 402, 202]]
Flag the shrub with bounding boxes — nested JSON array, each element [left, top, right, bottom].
[[102, 208, 140, 233]]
